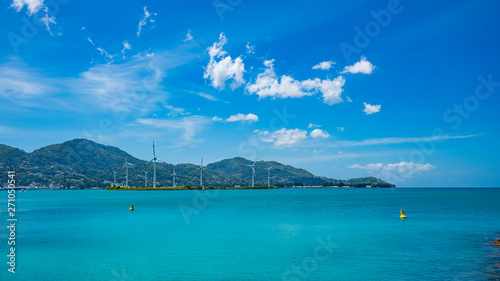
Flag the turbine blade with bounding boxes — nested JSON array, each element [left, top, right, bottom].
[[153, 141, 156, 158], [253, 156, 259, 165], [144, 159, 154, 167]]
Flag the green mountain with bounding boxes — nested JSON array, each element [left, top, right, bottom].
[[0, 139, 394, 188]]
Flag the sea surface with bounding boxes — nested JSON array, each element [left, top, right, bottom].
[[1, 188, 500, 281]]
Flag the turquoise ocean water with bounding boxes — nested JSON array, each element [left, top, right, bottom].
[[1, 188, 500, 280]]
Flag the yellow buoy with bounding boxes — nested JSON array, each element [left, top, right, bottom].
[[130, 204, 134, 211], [400, 209, 407, 219]]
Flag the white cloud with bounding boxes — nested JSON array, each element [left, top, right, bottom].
[[342, 56, 375, 74], [337, 126, 345, 131], [246, 42, 255, 55], [96, 47, 114, 63], [0, 63, 55, 99], [10, 0, 44, 15], [308, 123, 321, 128], [363, 102, 381, 115], [312, 60, 335, 70], [197, 92, 218, 101], [226, 113, 258, 123], [39, 9, 56, 36], [246, 59, 345, 105], [301, 76, 346, 105], [121, 41, 131, 57], [203, 33, 245, 90], [348, 162, 435, 178], [0, 49, 196, 113], [135, 116, 209, 148], [335, 134, 478, 148], [137, 6, 156, 37], [183, 30, 193, 42], [257, 128, 308, 147], [310, 129, 330, 138], [272, 128, 308, 147], [212, 116, 222, 122], [87, 37, 94, 46]]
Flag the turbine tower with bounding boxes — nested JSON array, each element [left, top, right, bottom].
[[266, 166, 273, 188], [144, 141, 165, 188], [245, 157, 259, 187], [112, 170, 117, 186], [144, 171, 149, 187], [172, 167, 177, 188], [198, 158, 206, 188], [121, 157, 134, 187]]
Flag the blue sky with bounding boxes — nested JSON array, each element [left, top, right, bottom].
[[1, 0, 500, 187]]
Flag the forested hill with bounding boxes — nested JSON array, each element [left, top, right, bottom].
[[0, 139, 394, 188]]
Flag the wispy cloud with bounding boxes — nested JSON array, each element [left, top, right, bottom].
[[0, 47, 195, 115], [134, 116, 211, 148], [335, 134, 479, 147], [183, 30, 193, 42], [196, 92, 218, 101], [137, 6, 156, 37], [121, 41, 131, 57], [348, 161, 435, 178], [39, 8, 56, 36]]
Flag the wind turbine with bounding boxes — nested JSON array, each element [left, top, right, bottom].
[[266, 166, 273, 188], [144, 171, 149, 187], [198, 158, 206, 189], [144, 141, 166, 188], [172, 167, 177, 188], [121, 157, 135, 187], [245, 157, 259, 187]]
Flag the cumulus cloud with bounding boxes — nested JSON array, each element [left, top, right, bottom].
[[301, 76, 346, 105], [271, 128, 308, 147], [10, 0, 44, 15], [257, 128, 308, 147], [137, 6, 156, 37], [183, 30, 193, 42], [310, 128, 330, 138], [312, 60, 335, 70], [308, 123, 321, 128], [212, 116, 222, 122], [363, 102, 381, 115], [348, 162, 435, 178], [203, 33, 245, 90], [226, 113, 258, 123], [246, 60, 345, 105], [342, 56, 375, 74], [337, 126, 345, 131]]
